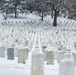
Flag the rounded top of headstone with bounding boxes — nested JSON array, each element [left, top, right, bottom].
[[25, 46, 29, 49], [63, 49, 72, 58], [32, 47, 44, 55], [65, 49, 71, 53]]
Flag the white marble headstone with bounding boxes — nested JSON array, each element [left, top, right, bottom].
[[0, 46, 5, 58], [7, 47, 14, 60], [18, 47, 28, 64], [60, 50, 75, 75], [72, 52, 76, 66], [31, 48, 44, 75], [57, 51, 64, 63], [47, 51, 54, 65]]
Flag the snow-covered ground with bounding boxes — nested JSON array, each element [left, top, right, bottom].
[[0, 53, 59, 75], [0, 13, 76, 75]]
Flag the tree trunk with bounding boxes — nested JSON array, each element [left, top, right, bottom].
[[41, 11, 44, 21], [51, 7, 53, 18], [15, 5, 17, 18], [53, 10, 57, 26]]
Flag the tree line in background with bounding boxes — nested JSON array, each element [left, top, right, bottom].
[[0, 0, 76, 26]]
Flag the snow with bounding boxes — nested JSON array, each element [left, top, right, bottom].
[[0, 13, 76, 75], [0, 53, 59, 75]]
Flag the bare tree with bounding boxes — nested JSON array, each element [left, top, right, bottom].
[[34, 0, 50, 21], [1, 0, 27, 18], [26, 0, 50, 21], [66, 0, 76, 20], [44, 0, 70, 26]]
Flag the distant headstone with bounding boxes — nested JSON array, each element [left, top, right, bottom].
[[47, 51, 54, 65], [41, 45, 47, 61], [0, 47, 5, 58], [7, 48, 14, 60], [54, 51, 58, 60], [28, 42, 33, 52], [25, 40, 29, 46], [72, 52, 76, 66], [43, 49, 48, 61], [18, 47, 28, 64], [74, 42, 76, 49], [58, 45, 63, 51], [11, 43, 15, 48], [42, 45, 46, 53], [25, 47, 28, 59], [57, 51, 64, 63], [14, 48, 18, 57]]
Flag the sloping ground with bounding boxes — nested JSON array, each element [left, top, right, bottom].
[[0, 13, 76, 75], [0, 53, 62, 75], [0, 52, 76, 75], [1, 13, 76, 30]]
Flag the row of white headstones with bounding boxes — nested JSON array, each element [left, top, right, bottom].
[[0, 33, 76, 75], [0, 21, 76, 50], [32, 34, 75, 75], [0, 21, 76, 75]]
